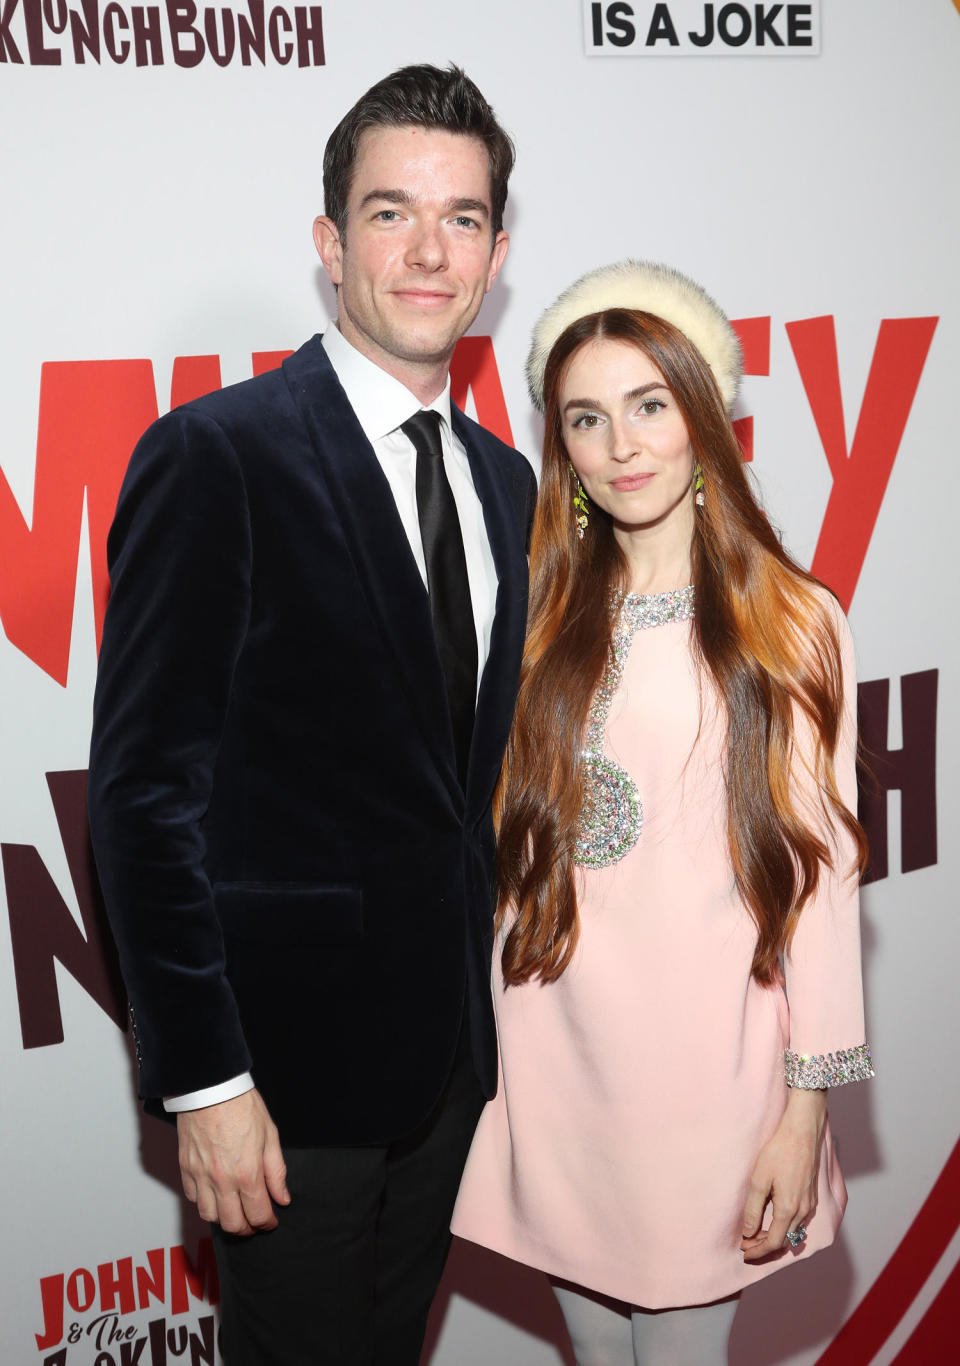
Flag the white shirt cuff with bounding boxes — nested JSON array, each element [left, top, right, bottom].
[[163, 1072, 255, 1113]]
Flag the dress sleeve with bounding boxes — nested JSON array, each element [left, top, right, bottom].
[[782, 599, 874, 1089]]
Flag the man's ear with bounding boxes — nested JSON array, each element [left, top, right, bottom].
[[313, 216, 343, 287], [485, 230, 510, 294]]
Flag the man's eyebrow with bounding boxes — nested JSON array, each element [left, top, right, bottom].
[[358, 188, 415, 210], [357, 189, 490, 217], [445, 198, 490, 217], [563, 382, 668, 413]]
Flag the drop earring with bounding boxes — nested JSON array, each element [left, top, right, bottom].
[[571, 467, 589, 539], [694, 464, 705, 507]]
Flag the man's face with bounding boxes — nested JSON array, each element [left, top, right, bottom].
[[314, 126, 508, 382]]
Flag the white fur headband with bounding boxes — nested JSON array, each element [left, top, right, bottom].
[[526, 259, 742, 412]]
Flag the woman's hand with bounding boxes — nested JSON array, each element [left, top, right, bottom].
[[740, 1088, 827, 1261]]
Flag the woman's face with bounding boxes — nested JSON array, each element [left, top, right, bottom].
[[559, 338, 697, 537]]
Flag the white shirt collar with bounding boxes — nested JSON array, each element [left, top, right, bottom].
[[321, 321, 453, 445]]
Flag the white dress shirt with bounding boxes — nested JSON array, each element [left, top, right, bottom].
[[164, 324, 499, 1113]]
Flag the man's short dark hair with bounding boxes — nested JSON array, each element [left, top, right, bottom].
[[323, 63, 515, 239]]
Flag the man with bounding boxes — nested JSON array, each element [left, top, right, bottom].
[[88, 64, 534, 1365]]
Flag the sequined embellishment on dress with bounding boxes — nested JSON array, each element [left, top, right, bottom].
[[574, 586, 695, 869]]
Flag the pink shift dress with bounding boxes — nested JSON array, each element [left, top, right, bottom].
[[452, 590, 872, 1308]]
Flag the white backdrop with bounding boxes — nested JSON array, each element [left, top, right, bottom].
[[2, 3, 958, 1363]]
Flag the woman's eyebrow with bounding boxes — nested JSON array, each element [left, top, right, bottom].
[[622, 382, 669, 402], [563, 381, 667, 413]]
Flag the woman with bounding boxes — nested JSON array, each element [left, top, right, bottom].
[[451, 261, 873, 1365]]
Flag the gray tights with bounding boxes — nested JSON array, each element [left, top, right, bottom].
[[553, 1281, 739, 1366]]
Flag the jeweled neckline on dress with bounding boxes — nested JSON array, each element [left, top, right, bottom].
[[619, 584, 695, 626], [573, 585, 695, 869]]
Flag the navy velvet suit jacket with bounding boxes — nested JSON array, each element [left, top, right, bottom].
[[88, 335, 535, 1147]]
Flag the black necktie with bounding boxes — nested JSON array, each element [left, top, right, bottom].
[[401, 410, 477, 783]]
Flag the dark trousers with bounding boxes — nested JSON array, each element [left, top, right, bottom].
[[212, 1020, 484, 1366]]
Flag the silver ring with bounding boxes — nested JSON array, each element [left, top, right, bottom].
[[786, 1224, 807, 1248]]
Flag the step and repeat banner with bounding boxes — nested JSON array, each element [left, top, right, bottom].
[[2, 2, 958, 1363]]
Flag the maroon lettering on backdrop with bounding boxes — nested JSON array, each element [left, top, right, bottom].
[[5, 659, 939, 1055], [3, 771, 126, 1048], [858, 670, 938, 885], [0, 0, 323, 65]]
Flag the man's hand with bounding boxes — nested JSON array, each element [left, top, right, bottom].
[[177, 1089, 291, 1235]]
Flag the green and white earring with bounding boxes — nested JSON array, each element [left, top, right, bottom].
[[694, 464, 705, 507]]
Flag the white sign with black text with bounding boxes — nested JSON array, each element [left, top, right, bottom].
[[583, 0, 821, 55]]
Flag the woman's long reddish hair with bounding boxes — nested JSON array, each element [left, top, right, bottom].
[[497, 309, 867, 986]]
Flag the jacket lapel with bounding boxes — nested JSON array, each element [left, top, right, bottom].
[[452, 408, 530, 818], [282, 338, 462, 805]]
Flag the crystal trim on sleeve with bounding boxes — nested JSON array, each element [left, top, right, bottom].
[[784, 1043, 874, 1089]]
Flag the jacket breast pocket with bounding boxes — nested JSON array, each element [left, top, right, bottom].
[[214, 882, 363, 946]]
